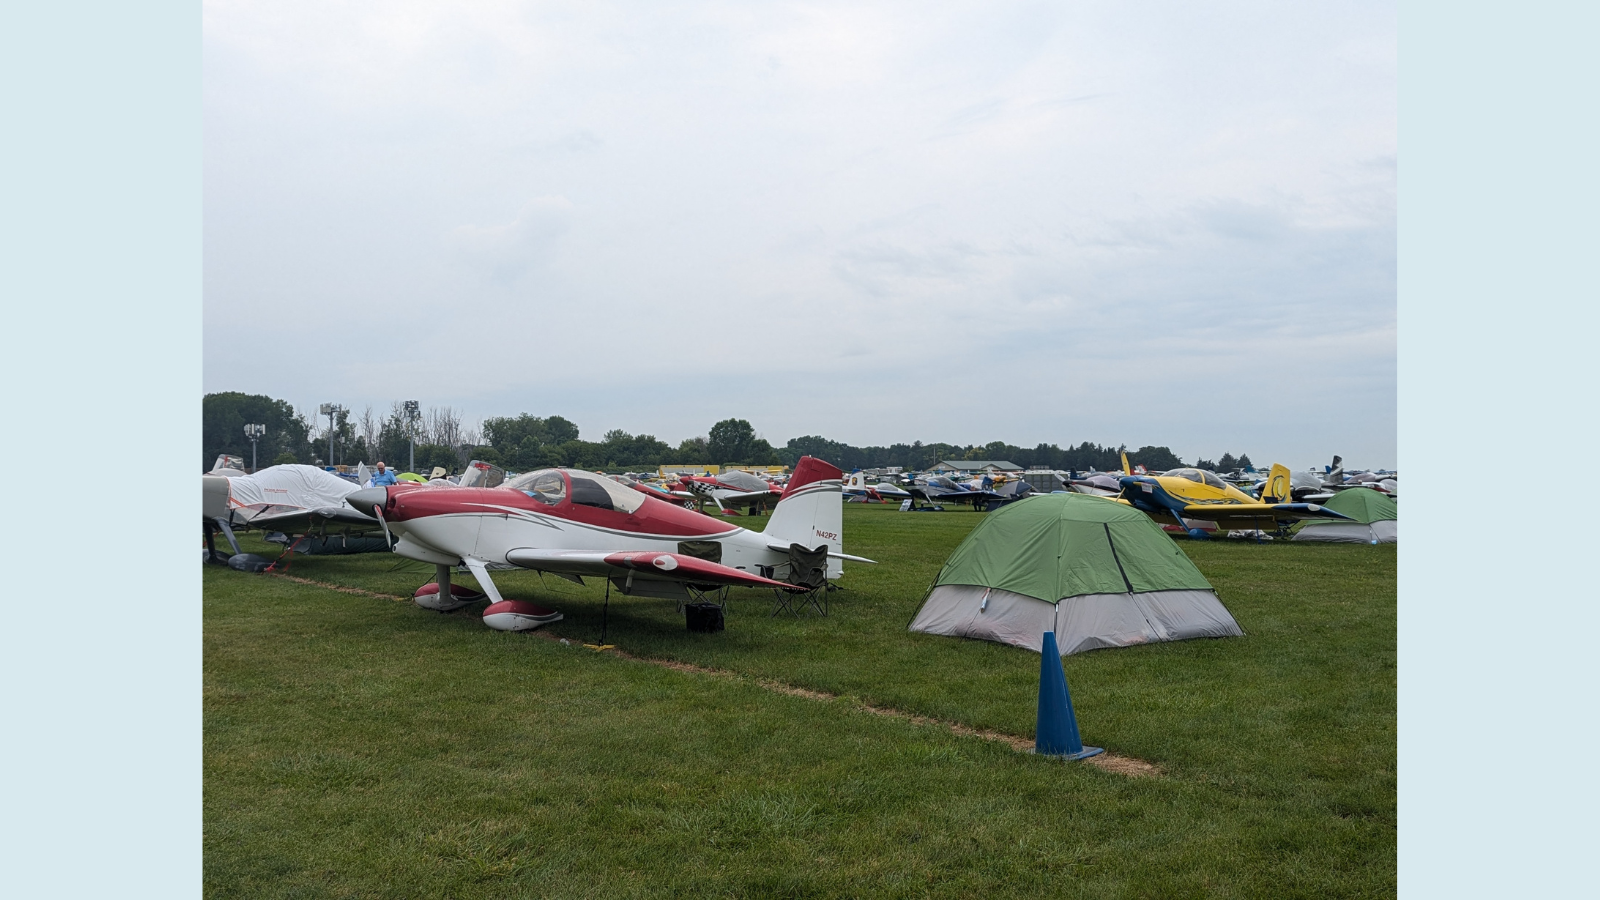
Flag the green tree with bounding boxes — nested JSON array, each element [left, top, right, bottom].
[[1129, 446, 1184, 471], [481, 413, 582, 469], [745, 438, 782, 466], [414, 444, 458, 473], [202, 392, 314, 470], [676, 436, 710, 463], [1218, 453, 1238, 471], [707, 419, 756, 463], [544, 415, 580, 445]]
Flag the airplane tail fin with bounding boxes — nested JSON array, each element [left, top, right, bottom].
[[1325, 455, 1344, 486], [1262, 464, 1293, 504], [764, 457, 844, 574]]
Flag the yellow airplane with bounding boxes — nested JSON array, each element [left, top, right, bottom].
[[1115, 452, 1353, 537]]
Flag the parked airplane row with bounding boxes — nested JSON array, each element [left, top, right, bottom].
[[203, 450, 1377, 631]]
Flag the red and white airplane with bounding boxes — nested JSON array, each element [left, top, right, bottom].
[[343, 456, 872, 631]]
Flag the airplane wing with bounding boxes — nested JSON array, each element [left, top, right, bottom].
[[504, 548, 804, 590], [232, 505, 383, 532], [941, 488, 1004, 502], [712, 488, 778, 506], [1179, 503, 1353, 523]]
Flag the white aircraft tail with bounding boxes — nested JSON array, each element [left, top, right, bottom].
[[764, 457, 845, 573]]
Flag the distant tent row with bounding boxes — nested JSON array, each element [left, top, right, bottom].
[[909, 493, 1243, 656], [1293, 489, 1397, 544]]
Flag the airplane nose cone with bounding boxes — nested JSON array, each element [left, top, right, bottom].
[[346, 487, 388, 517]]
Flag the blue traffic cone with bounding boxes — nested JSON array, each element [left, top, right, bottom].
[[1036, 632, 1104, 760]]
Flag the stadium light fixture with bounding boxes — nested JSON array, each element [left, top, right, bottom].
[[403, 400, 421, 472], [243, 423, 266, 472]]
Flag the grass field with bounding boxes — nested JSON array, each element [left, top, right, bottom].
[[205, 503, 1395, 898]]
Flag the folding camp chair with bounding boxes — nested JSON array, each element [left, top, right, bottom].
[[772, 542, 829, 616], [676, 541, 730, 615]]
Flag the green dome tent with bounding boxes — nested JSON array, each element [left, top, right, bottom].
[[909, 493, 1243, 656], [1292, 488, 1396, 544]]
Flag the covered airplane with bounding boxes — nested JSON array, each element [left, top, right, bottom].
[[343, 456, 873, 631], [1115, 452, 1353, 538], [202, 463, 387, 564]]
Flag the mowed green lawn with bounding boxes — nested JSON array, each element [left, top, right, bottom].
[[205, 503, 1395, 898]]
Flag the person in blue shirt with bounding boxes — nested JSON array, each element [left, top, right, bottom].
[[369, 461, 399, 487]]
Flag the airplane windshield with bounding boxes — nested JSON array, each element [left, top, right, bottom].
[[459, 460, 507, 489], [1164, 469, 1204, 483], [1200, 471, 1228, 490], [567, 471, 645, 513], [507, 469, 567, 505]]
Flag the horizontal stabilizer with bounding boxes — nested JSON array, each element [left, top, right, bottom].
[[765, 543, 877, 564], [505, 548, 802, 590]]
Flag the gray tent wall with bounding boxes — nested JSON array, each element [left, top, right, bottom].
[[1292, 520, 1397, 543], [910, 585, 1241, 656]]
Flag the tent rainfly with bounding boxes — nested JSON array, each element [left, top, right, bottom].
[[909, 493, 1244, 656], [1292, 488, 1397, 544]]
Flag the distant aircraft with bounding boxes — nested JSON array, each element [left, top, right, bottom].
[[904, 474, 1005, 511], [609, 474, 699, 509], [1067, 474, 1122, 497], [678, 469, 782, 515], [1249, 456, 1396, 502], [1116, 452, 1353, 538], [343, 456, 874, 631], [842, 471, 914, 503]]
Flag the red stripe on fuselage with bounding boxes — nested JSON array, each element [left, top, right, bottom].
[[386, 486, 742, 539]]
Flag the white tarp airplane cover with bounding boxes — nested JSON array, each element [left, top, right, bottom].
[[223, 465, 360, 512]]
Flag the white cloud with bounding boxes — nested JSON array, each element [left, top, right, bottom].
[[449, 196, 574, 282], [204, 0, 1396, 466]]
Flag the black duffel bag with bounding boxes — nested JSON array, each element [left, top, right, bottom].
[[685, 602, 725, 633]]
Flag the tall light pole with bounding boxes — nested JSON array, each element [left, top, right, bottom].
[[243, 423, 265, 472], [403, 400, 420, 472], [319, 403, 343, 468]]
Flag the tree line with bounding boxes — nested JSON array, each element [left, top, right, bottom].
[[203, 392, 1246, 474]]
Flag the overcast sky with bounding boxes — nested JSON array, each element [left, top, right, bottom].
[[204, 0, 1395, 468]]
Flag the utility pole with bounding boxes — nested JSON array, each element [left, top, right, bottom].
[[243, 423, 265, 472], [403, 400, 420, 472], [319, 403, 343, 468]]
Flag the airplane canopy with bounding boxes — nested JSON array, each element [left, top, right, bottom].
[[1164, 468, 1229, 490], [507, 468, 647, 514]]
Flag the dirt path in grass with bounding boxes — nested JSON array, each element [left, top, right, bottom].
[[268, 572, 1161, 778]]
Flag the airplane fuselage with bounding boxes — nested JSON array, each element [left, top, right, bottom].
[[372, 484, 796, 576]]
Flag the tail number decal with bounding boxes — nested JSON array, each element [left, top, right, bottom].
[[814, 529, 838, 542]]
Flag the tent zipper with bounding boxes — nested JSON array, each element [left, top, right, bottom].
[[1103, 524, 1136, 594]]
